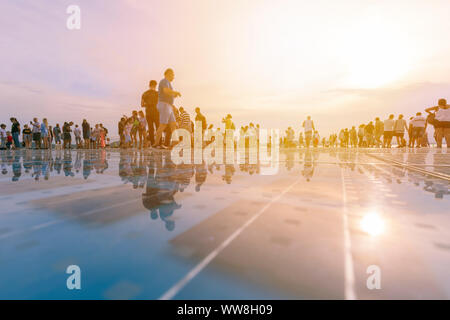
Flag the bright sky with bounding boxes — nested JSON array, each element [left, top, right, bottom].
[[1, 0, 450, 138]]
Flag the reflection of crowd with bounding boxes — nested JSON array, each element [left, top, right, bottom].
[[3, 148, 448, 235], [0, 117, 109, 150], [0, 149, 108, 181], [330, 149, 450, 199]]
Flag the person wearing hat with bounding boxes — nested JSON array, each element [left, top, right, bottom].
[[222, 114, 235, 130]]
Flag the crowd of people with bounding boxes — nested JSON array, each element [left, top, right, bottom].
[[2, 67, 450, 151], [0, 117, 109, 150], [286, 100, 450, 149]]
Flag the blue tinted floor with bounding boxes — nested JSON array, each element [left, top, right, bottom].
[[0, 148, 449, 299]]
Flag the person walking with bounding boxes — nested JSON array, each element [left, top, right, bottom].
[[153, 68, 181, 149]]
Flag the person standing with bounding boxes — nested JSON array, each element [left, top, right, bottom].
[[350, 126, 358, 148], [313, 131, 320, 148], [41, 118, 49, 149], [31, 118, 41, 149], [374, 117, 384, 147], [82, 119, 90, 149], [394, 114, 408, 147], [383, 114, 395, 148], [222, 114, 235, 130], [407, 116, 414, 147], [178, 107, 192, 133], [138, 111, 147, 148], [99, 124, 106, 148], [298, 132, 304, 148], [74, 124, 82, 148], [365, 121, 375, 147], [63, 122, 72, 149], [358, 124, 365, 147], [426, 98, 450, 148], [153, 69, 181, 149], [410, 112, 426, 148], [48, 125, 54, 150], [195, 107, 207, 134], [118, 117, 125, 148], [91, 124, 100, 149], [10, 118, 21, 149], [53, 124, 62, 149], [22, 124, 32, 149], [302, 116, 315, 148], [0, 124, 7, 150], [141, 80, 159, 146], [123, 118, 133, 148]]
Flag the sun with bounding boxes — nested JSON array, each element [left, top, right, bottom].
[[360, 211, 385, 236]]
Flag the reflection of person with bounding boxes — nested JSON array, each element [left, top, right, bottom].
[[12, 153, 22, 181], [302, 150, 315, 181], [195, 163, 207, 192], [142, 152, 182, 231], [159, 202, 182, 231], [423, 180, 450, 199], [222, 165, 235, 184]]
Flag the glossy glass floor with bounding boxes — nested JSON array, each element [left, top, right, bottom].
[[0, 148, 449, 299]]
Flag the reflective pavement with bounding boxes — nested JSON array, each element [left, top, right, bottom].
[[0, 148, 449, 299]]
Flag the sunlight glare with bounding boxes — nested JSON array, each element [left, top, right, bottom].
[[360, 211, 385, 236]]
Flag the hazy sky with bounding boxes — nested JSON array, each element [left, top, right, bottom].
[[1, 0, 450, 138]]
